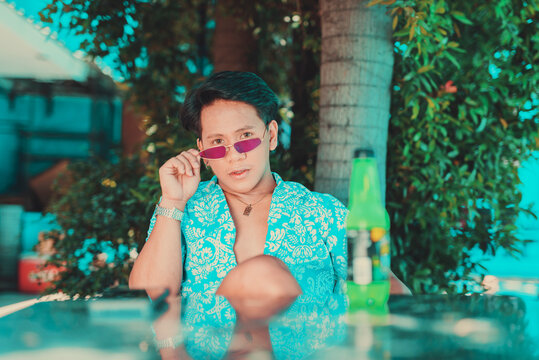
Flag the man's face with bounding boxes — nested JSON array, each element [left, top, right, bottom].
[[197, 99, 278, 194]]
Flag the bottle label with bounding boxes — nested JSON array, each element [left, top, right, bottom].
[[348, 229, 390, 284], [379, 235, 391, 271], [353, 256, 372, 285]]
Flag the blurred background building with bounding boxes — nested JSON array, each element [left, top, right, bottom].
[[0, 0, 121, 208]]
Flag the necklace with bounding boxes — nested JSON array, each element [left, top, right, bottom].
[[223, 191, 271, 216]]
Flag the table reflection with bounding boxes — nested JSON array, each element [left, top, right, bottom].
[[160, 292, 347, 360], [0, 286, 538, 359], [149, 288, 538, 360]]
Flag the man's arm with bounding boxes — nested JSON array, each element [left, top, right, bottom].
[[129, 148, 201, 299], [129, 198, 185, 299]]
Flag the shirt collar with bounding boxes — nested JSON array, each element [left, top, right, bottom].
[[208, 172, 284, 192]]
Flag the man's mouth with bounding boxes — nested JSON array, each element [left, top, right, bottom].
[[229, 169, 249, 177]]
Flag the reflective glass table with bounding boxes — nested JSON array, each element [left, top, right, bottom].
[[1, 285, 538, 360]]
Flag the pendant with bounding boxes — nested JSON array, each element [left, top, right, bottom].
[[243, 204, 253, 216]]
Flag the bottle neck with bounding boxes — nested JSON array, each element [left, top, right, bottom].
[[347, 156, 388, 230], [348, 157, 382, 207]]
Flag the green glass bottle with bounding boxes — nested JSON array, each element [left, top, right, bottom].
[[346, 149, 391, 309]]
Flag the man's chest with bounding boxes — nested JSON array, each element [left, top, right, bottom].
[[229, 203, 270, 264], [183, 207, 332, 267], [233, 222, 268, 264], [181, 205, 336, 295]]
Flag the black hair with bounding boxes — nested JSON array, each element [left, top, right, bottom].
[[180, 71, 280, 137]]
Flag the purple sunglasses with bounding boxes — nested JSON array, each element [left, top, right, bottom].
[[199, 128, 267, 159]]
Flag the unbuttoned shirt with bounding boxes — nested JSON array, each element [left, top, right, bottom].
[[146, 172, 348, 298]]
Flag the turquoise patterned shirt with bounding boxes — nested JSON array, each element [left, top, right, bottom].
[[179, 292, 347, 360], [147, 172, 348, 298]]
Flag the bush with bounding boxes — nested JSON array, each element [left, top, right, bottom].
[[385, 0, 538, 293], [45, 155, 158, 296]]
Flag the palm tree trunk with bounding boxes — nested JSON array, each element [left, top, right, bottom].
[[212, 0, 256, 72], [315, 0, 394, 205]]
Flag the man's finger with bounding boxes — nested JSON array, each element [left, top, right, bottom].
[[182, 151, 200, 170], [175, 155, 193, 176]]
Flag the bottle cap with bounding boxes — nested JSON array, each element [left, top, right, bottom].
[[354, 148, 375, 158]]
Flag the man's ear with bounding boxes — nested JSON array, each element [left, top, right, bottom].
[[268, 120, 278, 151], [197, 138, 211, 168], [196, 138, 203, 151]]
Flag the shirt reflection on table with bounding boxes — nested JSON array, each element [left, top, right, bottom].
[[152, 289, 347, 360], [149, 253, 348, 360]]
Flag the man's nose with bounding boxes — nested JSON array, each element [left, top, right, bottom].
[[227, 144, 245, 161]]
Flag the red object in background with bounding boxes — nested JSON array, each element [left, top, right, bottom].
[[440, 80, 458, 94], [18, 255, 63, 294]]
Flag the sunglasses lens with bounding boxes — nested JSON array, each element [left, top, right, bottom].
[[234, 138, 261, 153], [200, 138, 262, 159], [199, 146, 226, 159]]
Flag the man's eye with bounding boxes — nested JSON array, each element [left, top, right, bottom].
[[241, 132, 253, 139], [212, 139, 223, 145]]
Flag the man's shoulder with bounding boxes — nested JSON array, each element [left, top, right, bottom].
[[279, 179, 347, 214], [279, 179, 310, 196]]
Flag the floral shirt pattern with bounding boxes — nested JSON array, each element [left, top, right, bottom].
[[147, 173, 349, 359], [146, 172, 348, 298], [179, 292, 347, 360]]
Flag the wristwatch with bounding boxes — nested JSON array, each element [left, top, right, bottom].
[[153, 333, 184, 350], [155, 204, 184, 221]]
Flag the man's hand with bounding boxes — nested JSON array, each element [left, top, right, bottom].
[[159, 149, 201, 207]]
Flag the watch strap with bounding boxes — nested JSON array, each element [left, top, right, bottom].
[[155, 204, 184, 221], [153, 333, 184, 350]]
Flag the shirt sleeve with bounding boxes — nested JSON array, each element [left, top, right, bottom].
[[144, 207, 157, 242]]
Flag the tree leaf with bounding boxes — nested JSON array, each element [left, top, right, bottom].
[[435, 4, 446, 14], [451, 11, 473, 25], [367, 0, 385, 7], [444, 52, 461, 69], [409, 24, 416, 40], [394, 28, 410, 37], [426, 97, 435, 109], [417, 65, 434, 73], [412, 102, 420, 119]]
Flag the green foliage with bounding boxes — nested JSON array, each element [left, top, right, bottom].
[[45, 155, 159, 296], [385, 0, 538, 293], [41, 0, 207, 123], [40, 0, 320, 186], [40, 0, 321, 295]]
